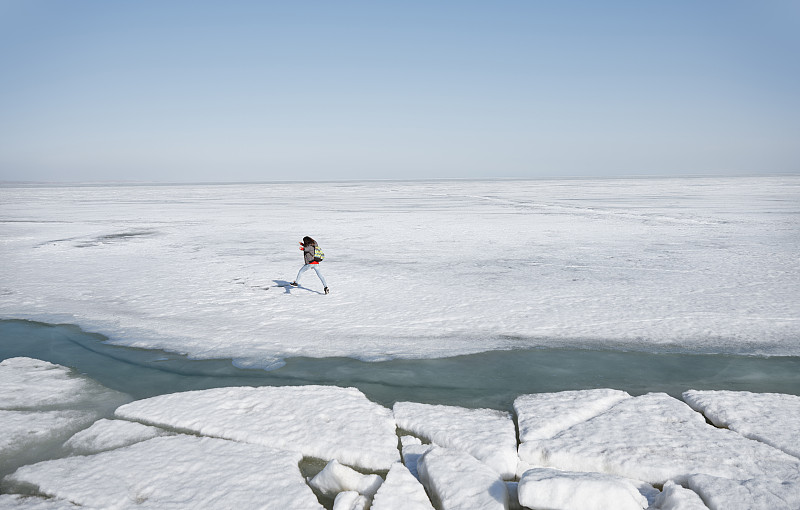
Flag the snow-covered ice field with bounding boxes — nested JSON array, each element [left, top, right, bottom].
[[2, 177, 800, 508], [1, 177, 799, 367]]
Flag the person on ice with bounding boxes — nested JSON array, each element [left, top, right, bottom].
[[291, 236, 329, 294]]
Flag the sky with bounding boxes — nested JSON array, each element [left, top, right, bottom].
[[0, 1, 799, 183]]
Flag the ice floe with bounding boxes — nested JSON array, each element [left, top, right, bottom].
[[371, 463, 435, 510], [0, 357, 129, 411], [1, 410, 96, 465], [332, 491, 368, 510], [400, 435, 432, 480], [518, 392, 800, 484], [417, 445, 509, 510], [62, 418, 172, 455], [514, 388, 631, 441], [517, 467, 648, 510], [683, 390, 800, 458], [308, 459, 383, 500], [393, 401, 518, 479], [651, 480, 709, 510], [115, 385, 400, 470], [4, 435, 323, 510], [3, 357, 800, 510], [0, 357, 130, 477], [686, 473, 800, 510]]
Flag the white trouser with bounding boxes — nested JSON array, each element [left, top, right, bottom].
[[296, 264, 328, 288]]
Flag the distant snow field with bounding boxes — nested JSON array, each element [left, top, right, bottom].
[[2, 357, 800, 509], [1, 177, 799, 367]]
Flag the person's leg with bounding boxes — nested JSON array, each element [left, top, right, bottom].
[[295, 264, 310, 283], [312, 265, 328, 288]]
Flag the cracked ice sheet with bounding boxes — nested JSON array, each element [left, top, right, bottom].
[[417, 446, 508, 510], [683, 390, 800, 458], [517, 468, 648, 510], [518, 393, 800, 485], [1, 178, 799, 367], [3, 435, 322, 510], [514, 389, 631, 441], [115, 385, 400, 471], [393, 402, 518, 479], [0, 358, 131, 476], [371, 463, 435, 510]]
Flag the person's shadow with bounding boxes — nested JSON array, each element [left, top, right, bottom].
[[273, 279, 323, 295]]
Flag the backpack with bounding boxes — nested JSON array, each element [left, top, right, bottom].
[[313, 245, 325, 262]]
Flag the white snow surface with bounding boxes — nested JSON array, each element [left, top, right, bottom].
[[62, 418, 172, 455], [514, 389, 631, 441], [4, 435, 323, 510], [1, 177, 798, 365], [517, 467, 648, 510], [686, 473, 800, 510], [307, 459, 383, 499], [652, 481, 709, 510], [518, 393, 800, 485], [114, 385, 400, 470], [417, 445, 509, 510], [393, 401, 519, 479], [682, 390, 800, 458], [332, 491, 368, 510], [371, 463, 435, 510]]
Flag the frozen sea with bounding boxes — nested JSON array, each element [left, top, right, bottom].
[[1, 177, 799, 366], [2, 177, 800, 509]]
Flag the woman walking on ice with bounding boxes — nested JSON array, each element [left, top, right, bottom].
[[291, 236, 329, 294]]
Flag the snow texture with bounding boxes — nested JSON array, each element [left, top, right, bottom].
[[417, 445, 509, 510], [4, 435, 323, 510], [62, 418, 172, 455], [115, 385, 400, 470], [371, 463, 435, 510], [683, 390, 800, 458], [518, 393, 800, 485], [651, 481, 709, 510], [332, 491, 368, 510], [307, 459, 383, 499], [686, 474, 800, 510], [2, 178, 798, 366], [514, 389, 631, 441], [517, 467, 648, 510], [393, 401, 518, 479]]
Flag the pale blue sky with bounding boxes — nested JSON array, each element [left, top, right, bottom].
[[1, 1, 798, 182]]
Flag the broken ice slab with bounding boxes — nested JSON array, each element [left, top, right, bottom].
[[115, 385, 400, 471]]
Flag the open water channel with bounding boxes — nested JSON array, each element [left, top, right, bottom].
[[2, 319, 799, 411]]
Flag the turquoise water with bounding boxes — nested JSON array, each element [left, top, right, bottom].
[[1, 319, 799, 410]]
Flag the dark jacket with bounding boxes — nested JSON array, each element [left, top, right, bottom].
[[302, 243, 318, 265]]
